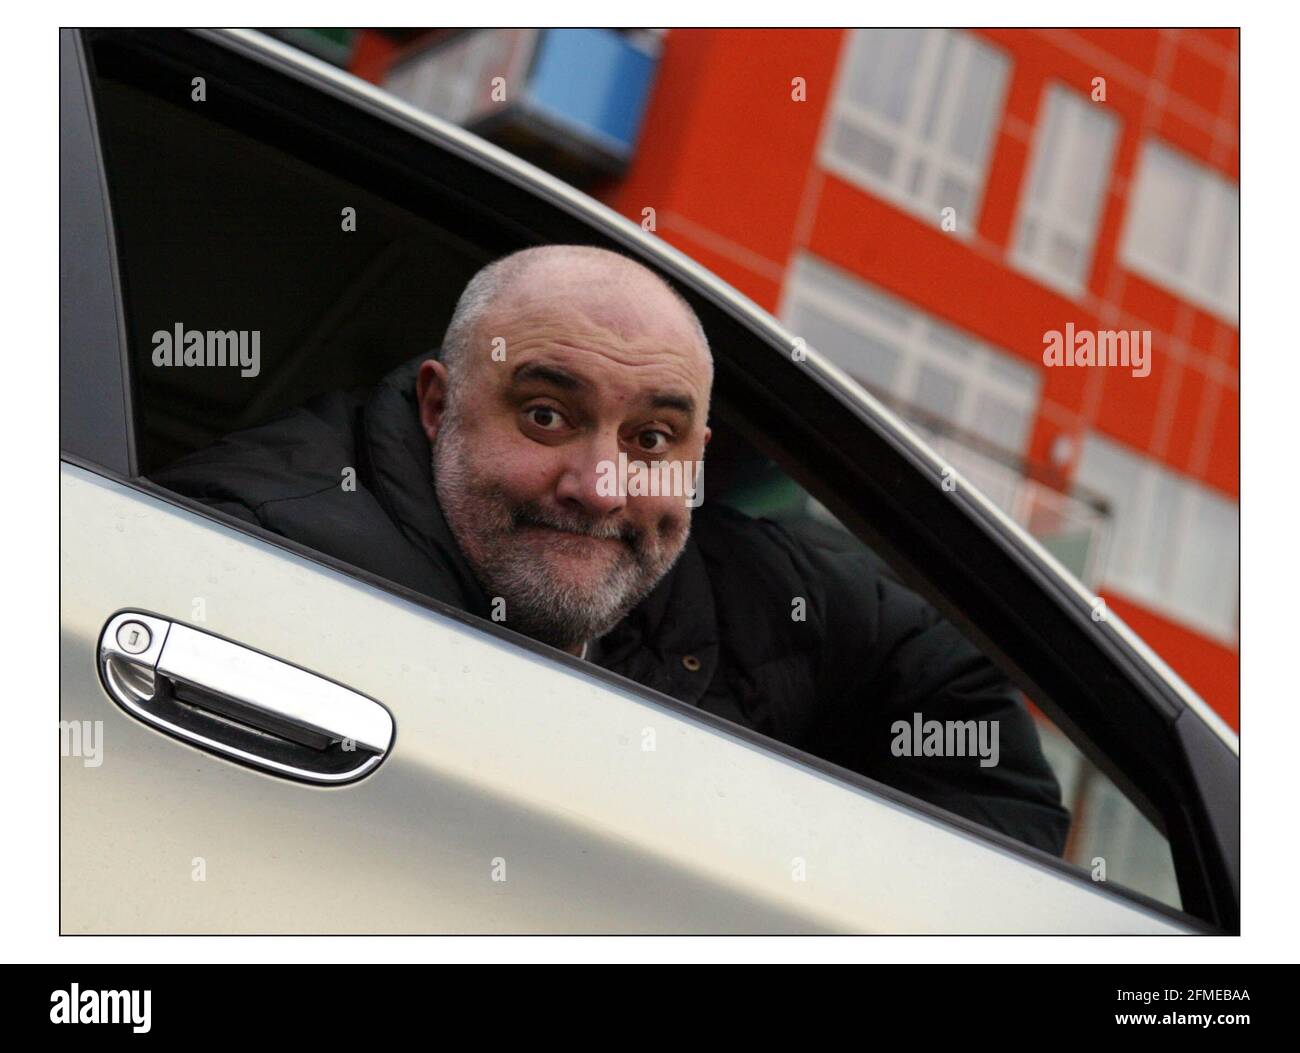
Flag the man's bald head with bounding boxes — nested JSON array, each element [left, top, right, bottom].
[[418, 243, 715, 653], [439, 245, 711, 404]]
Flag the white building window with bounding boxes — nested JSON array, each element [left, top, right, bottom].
[[1011, 84, 1119, 296], [823, 29, 1010, 238], [1074, 433, 1238, 643], [384, 30, 538, 127], [1119, 140, 1239, 322], [781, 254, 1042, 459]]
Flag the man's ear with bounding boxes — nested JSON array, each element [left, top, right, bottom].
[[416, 358, 451, 444], [702, 426, 712, 449]]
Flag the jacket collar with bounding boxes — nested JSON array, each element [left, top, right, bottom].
[[596, 532, 719, 705], [359, 355, 493, 619]]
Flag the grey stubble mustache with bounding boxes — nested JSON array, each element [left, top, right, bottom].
[[510, 504, 642, 548]]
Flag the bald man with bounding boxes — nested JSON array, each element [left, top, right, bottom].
[[156, 245, 1070, 855], [418, 245, 713, 656]]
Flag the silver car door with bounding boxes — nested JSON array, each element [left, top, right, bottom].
[[61, 463, 1196, 933]]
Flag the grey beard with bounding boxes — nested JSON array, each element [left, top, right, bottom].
[[430, 439, 687, 651]]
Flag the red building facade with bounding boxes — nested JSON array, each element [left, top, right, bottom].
[[600, 29, 1238, 727], [352, 29, 1240, 727]]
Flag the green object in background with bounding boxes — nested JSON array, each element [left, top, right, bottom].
[[268, 28, 356, 67], [1039, 531, 1095, 583], [726, 473, 807, 520]]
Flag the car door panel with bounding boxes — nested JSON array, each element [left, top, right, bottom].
[[60, 464, 1194, 933]]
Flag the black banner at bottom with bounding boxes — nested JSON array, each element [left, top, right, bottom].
[[4, 963, 1289, 1037]]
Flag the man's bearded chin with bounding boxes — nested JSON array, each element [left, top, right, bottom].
[[431, 424, 692, 650]]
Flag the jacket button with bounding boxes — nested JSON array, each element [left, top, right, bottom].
[[681, 654, 702, 672]]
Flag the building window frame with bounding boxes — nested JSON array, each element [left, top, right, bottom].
[[780, 254, 1043, 460], [821, 28, 1011, 239], [1118, 138, 1239, 322], [1074, 432, 1239, 644], [1010, 82, 1121, 298]]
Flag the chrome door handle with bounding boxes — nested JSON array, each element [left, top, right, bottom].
[[98, 611, 394, 784]]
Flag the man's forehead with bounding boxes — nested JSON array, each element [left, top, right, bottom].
[[499, 265, 692, 337], [479, 270, 710, 388]]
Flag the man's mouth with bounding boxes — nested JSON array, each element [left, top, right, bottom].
[[527, 523, 590, 535], [519, 522, 628, 550], [511, 510, 638, 549]]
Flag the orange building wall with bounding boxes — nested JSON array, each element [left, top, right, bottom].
[[597, 29, 1239, 726], [348, 28, 1239, 726]]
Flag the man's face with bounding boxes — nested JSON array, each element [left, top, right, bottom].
[[419, 261, 712, 652]]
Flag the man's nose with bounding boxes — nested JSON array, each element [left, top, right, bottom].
[[555, 433, 627, 517]]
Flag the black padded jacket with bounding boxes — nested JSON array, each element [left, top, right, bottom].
[[154, 356, 1071, 855]]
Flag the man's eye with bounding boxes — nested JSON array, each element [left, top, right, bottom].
[[525, 406, 567, 431], [636, 430, 671, 453]]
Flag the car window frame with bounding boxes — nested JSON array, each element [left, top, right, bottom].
[[62, 27, 1236, 932], [59, 28, 136, 477]]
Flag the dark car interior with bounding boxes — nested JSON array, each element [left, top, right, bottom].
[[91, 42, 813, 533]]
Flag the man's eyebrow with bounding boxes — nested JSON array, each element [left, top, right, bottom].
[[649, 392, 695, 415], [511, 362, 696, 416], [510, 362, 587, 390]]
